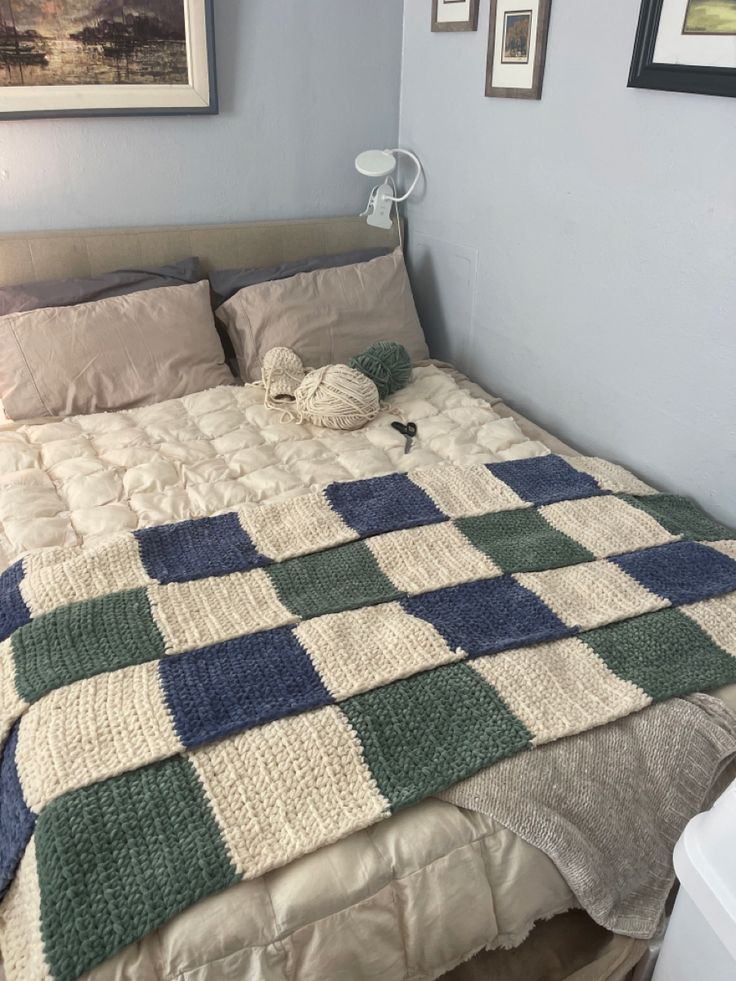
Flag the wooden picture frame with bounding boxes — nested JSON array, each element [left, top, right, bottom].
[[432, 0, 480, 33], [0, 0, 217, 120], [486, 0, 552, 99], [629, 0, 736, 99]]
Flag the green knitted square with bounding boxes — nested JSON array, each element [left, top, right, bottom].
[[36, 757, 237, 981], [455, 508, 593, 574], [341, 662, 531, 811], [12, 588, 165, 704], [584, 607, 736, 701], [267, 540, 401, 619], [620, 494, 734, 543]]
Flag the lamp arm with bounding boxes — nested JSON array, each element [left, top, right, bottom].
[[385, 148, 422, 203]]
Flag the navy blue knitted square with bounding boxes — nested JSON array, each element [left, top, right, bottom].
[[0, 723, 35, 900], [614, 541, 736, 606], [0, 562, 30, 643], [135, 513, 270, 584], [325, 472, 444, 537], [401, 577, 570, 658], [488, 456, 605, 505], [159, 627, 332, 748]]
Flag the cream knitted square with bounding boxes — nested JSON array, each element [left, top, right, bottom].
[[190, 707, 388, 877], [16, 661, 181, 812], [295, 601, 459, 700], [149, 568, 294, 653], [21, 534, 152, 617], [540, 496, 677, 557], [472, 636, 651, 745], [239, 491, 356, 561], [409, 465, 525, 517], [516, 560, 668, 631], [367, 523, 499, 594], [564, 457, 656, 495]]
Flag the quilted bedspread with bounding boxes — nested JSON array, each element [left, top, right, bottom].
[[0, 365, 550, 569], [1, 449, 735, 981]]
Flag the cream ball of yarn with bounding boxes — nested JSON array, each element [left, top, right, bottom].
[[261, 346, 305, 409], [295, 364, 380, 431]]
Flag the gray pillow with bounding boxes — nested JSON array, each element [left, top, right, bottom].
[[216, 250, 428, 383], [0, 281, 233, 420], [0, 257, 203, 316], [209, 247, 391, 306]]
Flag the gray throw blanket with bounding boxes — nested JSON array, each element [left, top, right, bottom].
[[439, 693, 736, 938]]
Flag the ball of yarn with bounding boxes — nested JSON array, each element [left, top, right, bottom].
[[261, 346, 305, 409], [295, 364, 380, 431], [350, 341, 412, 399]]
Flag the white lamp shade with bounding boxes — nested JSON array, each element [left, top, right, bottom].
[[355, 149, 396, 179]]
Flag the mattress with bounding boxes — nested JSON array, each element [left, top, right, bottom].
[[0, 363, 590, 981], [1, 363, 725, 981]]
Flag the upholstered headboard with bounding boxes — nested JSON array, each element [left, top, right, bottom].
[[0, 215, 402, 287]]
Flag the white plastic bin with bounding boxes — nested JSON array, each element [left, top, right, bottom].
[[652, 777, 736, 981]]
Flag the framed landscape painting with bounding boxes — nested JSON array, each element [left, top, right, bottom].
[[486, 0, 552, 98], [629, 0, 736, 97], [0, 0, 217, 119]]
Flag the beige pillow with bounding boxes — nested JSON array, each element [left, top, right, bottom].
[[216, 249, 429, 382], [0, 281, 233, 420]]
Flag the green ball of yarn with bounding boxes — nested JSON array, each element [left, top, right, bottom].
[[350, 342, 412, 399]]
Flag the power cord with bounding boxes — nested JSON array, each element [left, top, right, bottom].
[[388, 177, 403, 250]]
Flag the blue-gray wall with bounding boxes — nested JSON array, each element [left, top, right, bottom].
[[3, 1, 734, 523], [401, 1, 736, 524], [0, 0, 403, 232]]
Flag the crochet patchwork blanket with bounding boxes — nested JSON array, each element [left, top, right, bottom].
[[1, 453, 735, 981]]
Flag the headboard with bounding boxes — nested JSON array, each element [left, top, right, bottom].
[[0, 215, 401, 287]]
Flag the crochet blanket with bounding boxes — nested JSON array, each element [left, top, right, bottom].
[[1, 453, 735, 981]]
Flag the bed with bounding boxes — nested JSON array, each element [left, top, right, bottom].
[[0, 217, 734, 981]]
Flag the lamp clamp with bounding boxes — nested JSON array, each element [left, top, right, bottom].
[[360, 182, 395, 230]]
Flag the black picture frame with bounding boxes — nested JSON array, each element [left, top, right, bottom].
[[0, 0, 218, 120], [628, 0, 736, 98]]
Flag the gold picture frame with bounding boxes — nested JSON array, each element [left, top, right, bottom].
[[0, 0, 217, 120]]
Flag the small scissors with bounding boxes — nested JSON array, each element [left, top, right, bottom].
[[391, 421, 418, 454]]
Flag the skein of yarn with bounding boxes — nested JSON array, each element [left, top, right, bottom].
[[350, 341, 412, 399], [261, 346, 305, 410], [295, 364, 380, 431]]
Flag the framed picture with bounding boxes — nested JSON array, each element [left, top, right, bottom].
[[432, 0, 480, 33], [486, 0, 552, 98], [629, 0, 736, 97], [0, 0, 217, 120]]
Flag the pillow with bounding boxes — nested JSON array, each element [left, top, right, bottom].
[[209, 247, 391, 306], [0, 257, 203, 317], [0, 281, 233, 420], [216, 249, 429, 382]]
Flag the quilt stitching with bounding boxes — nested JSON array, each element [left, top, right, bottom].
[[0, 365, 555, 563]]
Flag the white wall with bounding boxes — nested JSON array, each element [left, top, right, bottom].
[[400, 1, 736, 524], [0, 0, 403, 232]]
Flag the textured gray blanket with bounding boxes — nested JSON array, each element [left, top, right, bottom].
[[439, 693, 736, 938]]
